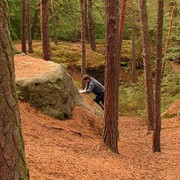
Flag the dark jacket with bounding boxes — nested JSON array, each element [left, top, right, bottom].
[[85, 77, 104, 95]]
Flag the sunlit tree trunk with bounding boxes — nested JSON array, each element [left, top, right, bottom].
[[139, 0, 154, 132], [80, 0, 86, 78], [87, 0, 96, 51], [131, 0, 136, 83], [21, 0, 27, 53], [153, 0, 164, 153], [0, 1, 29, 178], [103, 0, 119, 154], [27, 0, 33, 53], [51, 0, 58, 45]]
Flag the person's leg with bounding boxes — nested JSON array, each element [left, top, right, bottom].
[[100, 92, 104, 105], [94, 93, 104, 110], [98, 103, 104, 110]]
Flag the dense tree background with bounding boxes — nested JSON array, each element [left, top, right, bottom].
[[9, 0, 180, 62]]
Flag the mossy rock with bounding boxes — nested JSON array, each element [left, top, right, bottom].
[[16, 65, 82, 120]]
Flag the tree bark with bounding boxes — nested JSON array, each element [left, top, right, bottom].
[[85, 0, 90, 43], [118, 0, 127, 62], [0, 1, 29, 179], [31, 7, 39, 39], [40, 0, 51, 60], [87, 0, 96, 51], [161, 0, 176, 77], [51, 0, 58, 45], [21, 0, 27, 54], [27, 0, 34, 53], [153, 0, 164, 153], [131, 0, 136, 83], [103, 0, 119, 154], [80, 0, 86, 78], [139, 0, 154, 132]]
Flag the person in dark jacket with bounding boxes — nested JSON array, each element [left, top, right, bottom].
[[79, 74, 104, 110]]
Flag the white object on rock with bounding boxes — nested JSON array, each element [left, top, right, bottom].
[[79, 89, 86, 93]]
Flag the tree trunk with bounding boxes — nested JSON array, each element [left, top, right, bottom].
[[40, 0, 51, 60], [21, 0, 27, 54], [131, 0, 136, 83], [85, 0, 90, 43], [118, 0, 127, 62], [80, 0, 86, 78], [0, 1, 29, 179], [103, 0, 119, 154], [139, 0, 154, 132], [51, 0, 58, 45], [87, 0, 96, 51], [161, 0, 176, 77], [31, 7, 39, 39], [153, 0, 164, 153], [27, 0, 34, 53]]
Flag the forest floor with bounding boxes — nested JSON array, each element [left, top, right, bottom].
[[14, 44, 180, 180]]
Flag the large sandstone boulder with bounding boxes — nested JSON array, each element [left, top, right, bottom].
[[15, 55, 82, 119]]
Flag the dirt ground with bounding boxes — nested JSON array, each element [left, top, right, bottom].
[[14, 49, 180, 179]]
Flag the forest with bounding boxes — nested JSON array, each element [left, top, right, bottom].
[[0, 0, 180, 179], [9, 0, 180, 114], [9, 0, 180, 61]]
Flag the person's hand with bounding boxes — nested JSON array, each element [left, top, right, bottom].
[[79, 89, 86, 93]]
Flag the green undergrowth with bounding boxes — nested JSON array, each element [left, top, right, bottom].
[[163, 113, 178, 119], [161, 72, 180, 111], [31, 40, 136, 69], [119, 71, 180, 117], [32, 42, 105, 69], [119, 78, 145, 116]]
